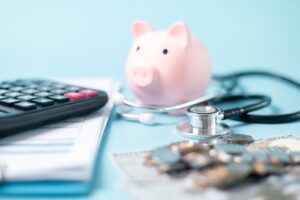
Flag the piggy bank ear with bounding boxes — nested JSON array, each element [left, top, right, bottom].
[[167, 22, 189, 47], [132, 20, 154, 40]]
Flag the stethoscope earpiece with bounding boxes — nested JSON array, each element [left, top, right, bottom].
[[112, 93, 125, 105], [138, 113, 155, 125]]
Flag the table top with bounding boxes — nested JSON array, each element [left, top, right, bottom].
[[0, 1, 299, 199]]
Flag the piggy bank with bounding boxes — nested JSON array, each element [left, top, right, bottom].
[[126, 20, 211, 107]]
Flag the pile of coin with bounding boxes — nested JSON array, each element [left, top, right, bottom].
[[144, 133, 300, 190]]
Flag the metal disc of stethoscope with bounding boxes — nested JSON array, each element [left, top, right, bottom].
[[176, 120, 230, 140], [176, 105, 230, 140]]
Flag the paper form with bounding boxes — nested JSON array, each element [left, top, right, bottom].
[[0, 78, 119, 182]]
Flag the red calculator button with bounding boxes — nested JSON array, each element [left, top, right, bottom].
[[79, 90, 98, 97], [64, 92, 85, 101]]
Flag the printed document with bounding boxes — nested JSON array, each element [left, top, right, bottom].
[[0, 78, 118, 182]]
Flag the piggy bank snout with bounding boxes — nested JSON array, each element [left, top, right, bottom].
[[131, 67, 157, 87]]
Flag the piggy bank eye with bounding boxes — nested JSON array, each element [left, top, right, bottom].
[[163, 49, 168, 55], [136, 46, 140, 51]]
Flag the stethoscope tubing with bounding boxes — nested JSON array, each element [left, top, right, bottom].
[[207, 94, 272, 120], [116, 70, 300, 124], [215, 70, 300, 123], [122, 91, 221, 113]]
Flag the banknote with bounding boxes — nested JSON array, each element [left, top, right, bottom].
[[111, 135, 300, 200], [247, 135, 300, 152]]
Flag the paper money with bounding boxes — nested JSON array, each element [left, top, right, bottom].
[[111, 135, 300, 200], [247, 135, 300, 152]]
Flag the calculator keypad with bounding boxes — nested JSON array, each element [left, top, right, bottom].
[[18, 95, 36, 101], [0, 98, 21, 106], [64, 92, 86, 101], [32, 98, 54, 106], [14, 101, 37, 110], [0, 80, 100, 112], [48, 95, 69, 103]]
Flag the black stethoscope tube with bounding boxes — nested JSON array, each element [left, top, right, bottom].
[[213, 70, 300, 124], [207, 94, 272, 120]]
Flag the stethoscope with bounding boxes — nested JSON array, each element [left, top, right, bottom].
[[113, 76, 237, 125], [113, 70, 300, 140], [176, 94, 271, 140]]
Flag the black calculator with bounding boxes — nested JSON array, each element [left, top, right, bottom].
[[0, 79, 108, 137]]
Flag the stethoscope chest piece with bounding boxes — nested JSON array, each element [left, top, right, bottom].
[[176, 105, 230, 140]]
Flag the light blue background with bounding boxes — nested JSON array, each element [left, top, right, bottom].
[[0, 0, 299, 199]]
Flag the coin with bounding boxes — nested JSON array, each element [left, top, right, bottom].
[[192, 163, 250, 188], [234, 153, 254, 164], [170, 141, 211, 154], [267, 149, 290, 165], [143, 155, 157, 166], [189, 165, 230, 189], [157, 162, 188, 175], [252, 161, 268, 176], [226, 163, 251, 178], [214, 144, 247, 155], [252, 162, 285, 176], [289, 151, 300, 164], [188, 172, 211, 190], [209, 149, 232, 163], [252, 151, 269, 162], [223, 133, 254, 145], [183, 152, 213, 169], [151, 147, 181, 164]]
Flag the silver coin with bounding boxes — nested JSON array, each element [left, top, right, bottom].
[[197, 163, 250, 188], [223, 133, 254, 144], [151, 147, 181, 164], [252, 162, 286, 176], [267, 149, 290, 165], [170, 141, 211, 154], [234, 153, 254, 164], [183, 152, 212, 169], [214, 144, 247, 155], [253, 151, 269, 162], [226, 163, 251, 178], [158, 162, 187, 174], [209, 149, 232, 163], [290, 151, 300, 164]]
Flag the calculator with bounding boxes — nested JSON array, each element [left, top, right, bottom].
[[0, 79, 108, 137]]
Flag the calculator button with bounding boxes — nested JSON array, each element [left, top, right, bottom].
[[53, 84, 66, 89], [18, 95, 36, 101], [0, 89, 8, 95], [26, 84, 39, 89], [79, 90, 99, 97], [51, 89, 66, 94], [15, 79, 31, 84], [39, 86, 52, 91], [48, 95, 69, 103], [64, 92, 85, 101], [23, 89, 38, 94], [14, 101, 37, 110], [0, 98, 20, 106], [32, 98, 54, 106], [5, 92, 22, 98], [39, 81, 54, 86], [1, 81, 15, 85], [15, 79, 35, 84], [11, 86, 24, 92], [35, 92, 53, 97], [0, 95, 6, 100], [65, 86, 81, 92], [0, 84, 12, 89]]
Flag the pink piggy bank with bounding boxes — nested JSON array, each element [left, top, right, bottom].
[[126, 20, 211, 107]]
